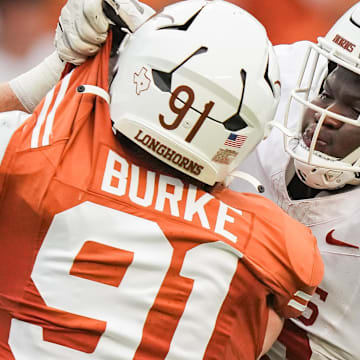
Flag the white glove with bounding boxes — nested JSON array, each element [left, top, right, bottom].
[[55, 0, 155, 65]]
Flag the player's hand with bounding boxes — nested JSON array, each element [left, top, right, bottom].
[[55, 0, 155, 65]]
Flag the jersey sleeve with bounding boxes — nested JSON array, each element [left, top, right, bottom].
[[0, 37, 112, 199], [240, 194, 324, 319], [9, 36, 112, 155], [272, 214, 324, 319]]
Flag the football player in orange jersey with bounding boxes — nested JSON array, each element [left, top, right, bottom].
[[0, 0, 323, 359]]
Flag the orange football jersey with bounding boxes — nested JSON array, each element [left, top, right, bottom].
[[0, 38, 323, 360]]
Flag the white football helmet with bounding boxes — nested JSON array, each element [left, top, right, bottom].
[[109, 0, 280, 186], [280, 2, 360, 190]]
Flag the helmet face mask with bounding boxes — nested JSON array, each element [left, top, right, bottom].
[[280, 3, 360, 190], [109, 0, 280, 186]]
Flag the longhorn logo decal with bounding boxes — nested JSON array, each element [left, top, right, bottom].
[[133, 67, 151, 95]]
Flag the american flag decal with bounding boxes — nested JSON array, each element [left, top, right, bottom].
[[224, 133, 247, 148]]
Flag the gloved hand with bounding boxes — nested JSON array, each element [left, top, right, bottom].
[[55, 0, 155, 65]]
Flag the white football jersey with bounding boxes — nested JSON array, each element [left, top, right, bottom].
[[231, 41, 360, 360], [0, 110, 29, 164]]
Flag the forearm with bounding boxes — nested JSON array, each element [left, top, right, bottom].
[[0, 51, 65, 114], [0, 83, 27, 113], [9, 51, 65, 113]]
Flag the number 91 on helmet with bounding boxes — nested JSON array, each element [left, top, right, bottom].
[[110, 0, 281, 186]]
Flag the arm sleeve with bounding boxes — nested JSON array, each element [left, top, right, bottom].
[[9, 52, 65, 113], [272, 217, 324, 319], [242, 196, 324, 319]]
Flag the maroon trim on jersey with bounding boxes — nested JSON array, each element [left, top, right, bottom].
[[278, 319, 312, 360]]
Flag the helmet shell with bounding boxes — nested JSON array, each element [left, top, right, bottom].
[[110, 0, 280, 185]]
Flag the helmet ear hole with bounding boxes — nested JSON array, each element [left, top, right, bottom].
[[223, 115, 247, 131], [152, 70, 172, 92]]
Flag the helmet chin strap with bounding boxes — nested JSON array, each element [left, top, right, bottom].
[[342, 147, 360, 186], [226, 171, 265, 193], [292, 141, 360, 190], [76, 84, 110, 104], [272, 110, 360, 189]]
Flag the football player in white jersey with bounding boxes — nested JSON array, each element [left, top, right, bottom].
[[229, 2, 360, 359]]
